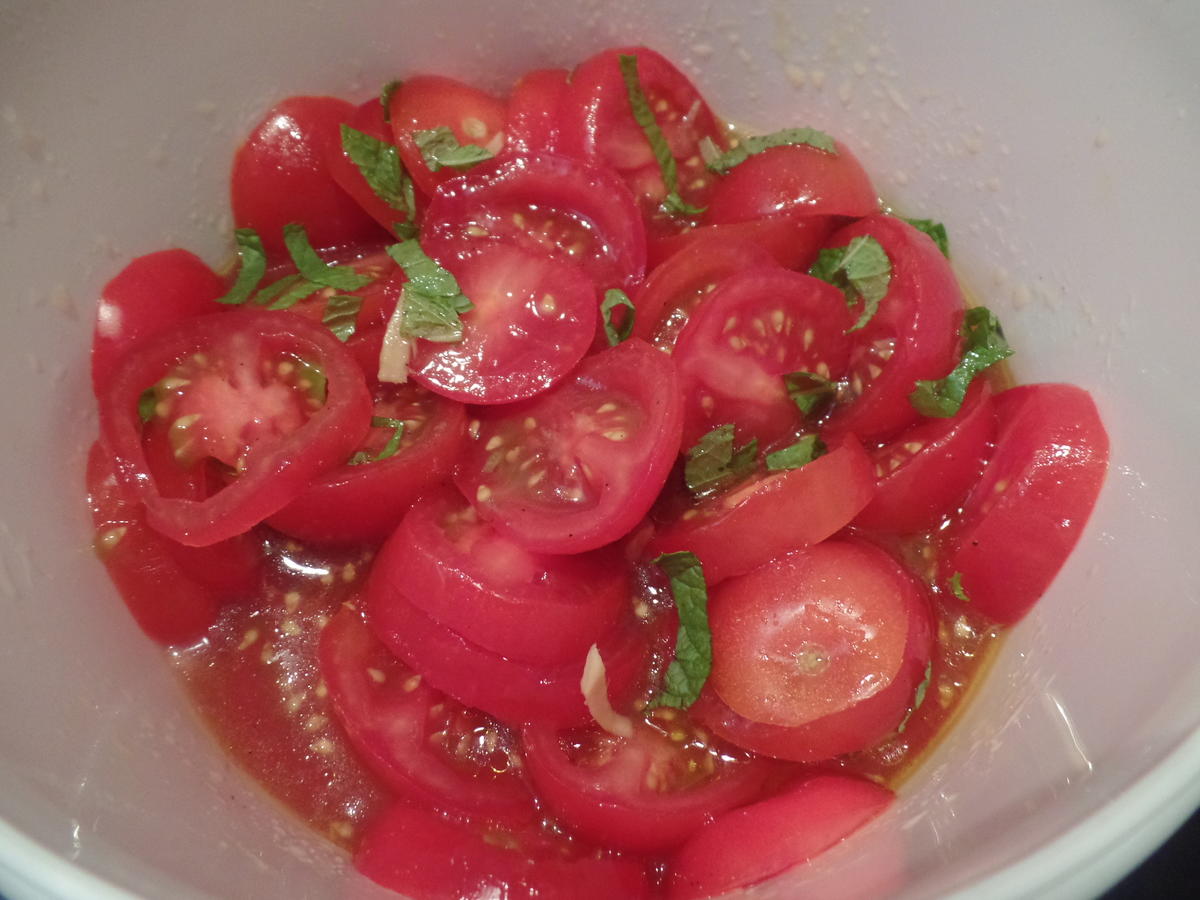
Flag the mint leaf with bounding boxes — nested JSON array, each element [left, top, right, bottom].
[[215, 228, 268, 305], [618, 54, 705, 217], [263, 276, 323, 311], [601, 288, 636, 346], [896, 661, 934, 734], [380, 80, 402, 123], [903, 217, 950, 257], [684, 424, 758, 497], [765, 434, 827, 471], [703, 127, 837, 174], [386, 241, 473, 342], [810, 235, 892, 332], [340, 125, 417, 222], [322, 294, 362, 342], [649, 552, 712, 710], [282, 224, 373, 292], [910, 306, 1013, 417], [949, 571, 972, 603], [348, 416, 406, 465], [412, 126, 494, 172], [783, 371, 837, 418]]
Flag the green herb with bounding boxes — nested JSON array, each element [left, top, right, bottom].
[[348, 416, 406, 465], [910, 306, 1013, 417], [264, 277, 323, 311], [809, 235, 892, 332], [903, 217, 950, 257], [949, 571, 972, 603], [412, 126, 495, 172], [648, 552, 712, 710], [601, 288, 636, 347], [765, 434, 827, 471], [293, 358, 328, 406], [684, 424, 758, 497], [137, 387, 158, 423], [702, 127, 837, 174], [380, 80, 401, 122], [214, 228, 268, 305], [322, 294, 363, 342], [618, 53, 704, 217], [282, 224, 373, 292], [393, 220, 419, 241], [386, 241, 474, 342], [896, 661, 933, 734], [783, 371, 837, 418], [340, 125, 417, 223]]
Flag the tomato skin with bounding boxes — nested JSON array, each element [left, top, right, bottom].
[[231, 96, 387, 259], [504, 67, 571, 156], [647, 437, 876, 585], [647, 212, 838, 272], [100, 310, 373, 547], [667, 773, 893, 899], [91, 250, 227, 397], [324, 98, 415, 237], [939, 383, 1108, 625]]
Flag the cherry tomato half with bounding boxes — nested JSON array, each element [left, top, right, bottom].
[[504, 67, 571, 157], [324, 98, 416, 237]]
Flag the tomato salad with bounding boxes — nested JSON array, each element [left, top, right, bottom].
[[85, 47, 1109, 899]]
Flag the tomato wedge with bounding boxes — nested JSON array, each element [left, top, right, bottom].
[[504, 67, 570, 156], [647, 213, 837, 272], [938, 383, 1108, 625], [99, 310, 372, 546], [324, 98, 416, 237], [456, 338, 684, 554]]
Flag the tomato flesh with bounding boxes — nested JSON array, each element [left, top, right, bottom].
[[324, 98, 415, 237], [504, 67, 570, 156], [647, 213, 838, 272]]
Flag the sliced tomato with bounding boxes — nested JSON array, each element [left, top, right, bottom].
[[667, 773, 893, 899], [938, 383, 1108, 625], [422, 153, 647, 292], [854, 380, 997, 534], [388, 74, 508, 199], [411, 243, 597, 404], [672, 267, 855, 448], [266, 379, 466, 544], [522, 714, 772, 853], [648, 437, 875, 585], [355, 803, 652, 899], [231, 96, 387, 260], [455, 339, 683, 554], [320, 606, 535, 823], [268, 246, 401, 335], [504, 67, 570, 156], [822, 214, 965, 441], [99, 310, 372, 546], [324, 98, 416, 237], [648, 212, 838, 273]]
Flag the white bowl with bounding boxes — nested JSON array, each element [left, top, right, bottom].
[[2, 1, 1199, 897]]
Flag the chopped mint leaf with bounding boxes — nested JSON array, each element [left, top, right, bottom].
[[618, 53, 705, 217], [412, 126, 495, 172], [386, 241, 473, 342], [648, 552, 712, 710], [380, 80, 401, 122], [601, 288, 636, 346], [348, 416, 406, 465], [810, 235, 892, 332], [215, 228, 268, 305], [282, 224, 373, 292], [949, 571, 972, 603], [783, 371, 837, 418], [340, 125, 417, 223], [704, 127, 837, 174], [250, 273, 302, 307], [765, 434, 827, 471], [322, 294, 362, 342], [394, 220, 419, 241], [903, 217, 950, 257], [684, 424, 758, 497], [896, 661, 934, 734], [264, 277, 323, 311], [910, 306, 1013, 417], [137, 388, 158, 423]]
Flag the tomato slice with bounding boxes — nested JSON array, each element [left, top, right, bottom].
[[266, 380, 466, 544], [521, 713, 772, 853], [422, 153, 647, 292], [411, 243, 597, 404], [672, 267, 855, 448], [647, 213, 838, 272], [388, 74, 508, 200], [648, 437, 875, 585], [319, 606, 535, 823], [355, 803, 652, 899], [821, 214, 965, 441], [99, 310, 372, 546], [324, 98, 416, 237], [231, 96, 387, 260], [666, 773, 893, 899], [938, 383, 1108, 625], [854, 380, 997, 534], [504, 67, 570, 156], [455, 338, 684, 555]]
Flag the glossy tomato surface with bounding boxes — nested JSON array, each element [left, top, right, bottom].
[[504, 67, 570, 156], [324, 98, 415, 237]]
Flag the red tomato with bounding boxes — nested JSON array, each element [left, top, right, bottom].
[[854, 380, 998, 534], [91, 249, 227, 396], [266, 380, 466, 544], [939, 383, 1108, 624], [355, 803, 652, 899], [378, 490, 629, 665], [648, 437, 875, 585], [422, 153, 647, 292], [412, 243, 597, 404], [388, 74, 508, 200], [703, 140, 878, 225], [231, 96, 387, 260], [455, 339, 684, 554], [561, 46, 728, 239], [521, 715, 772, 853], [324, 98, 416, 237], [672, 267, 854, 448], [504, 67, 570, 156], [319, 607, 535, 823], [822, 214, 965, 441], [99, 310, 372, 546], [647, 212, 838, 272], [270, 247, 401, 334], [667, 773, 893, 899]]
